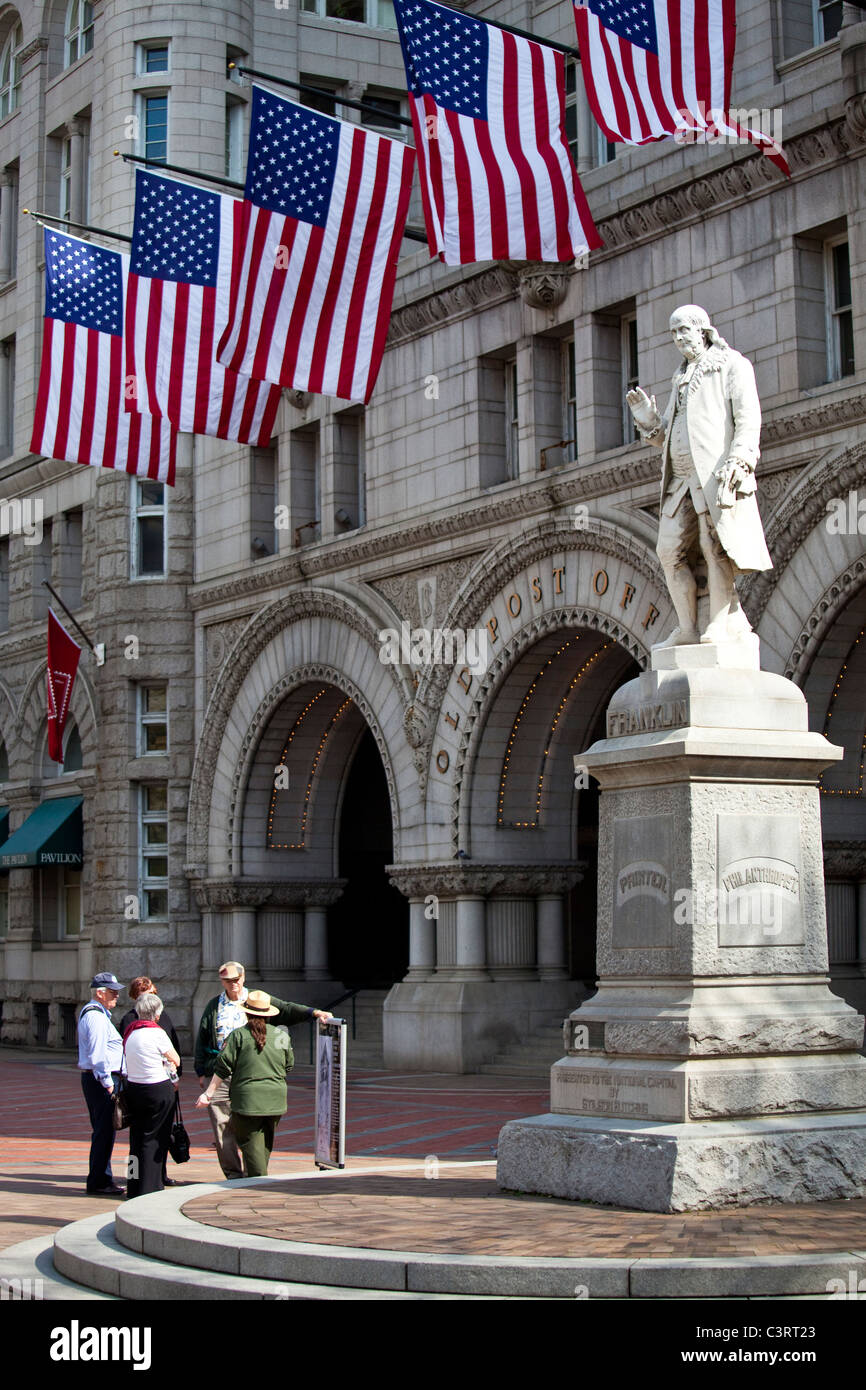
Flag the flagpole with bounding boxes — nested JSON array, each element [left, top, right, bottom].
[[22, 208, 133, 245], [229, 64, 415, 128], [42, 582, 102, 660], [115, 150, 430, 245]]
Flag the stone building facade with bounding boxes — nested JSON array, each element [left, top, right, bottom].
[[0, 0, 864, 1069]]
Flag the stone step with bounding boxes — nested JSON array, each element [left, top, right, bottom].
[[49, 1205, 536, 1300], [44, 1175, 865, 1301], [0, 1234, 118, 1301]]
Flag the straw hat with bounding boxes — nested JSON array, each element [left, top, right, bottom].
[[241, 990, 279, 1018]]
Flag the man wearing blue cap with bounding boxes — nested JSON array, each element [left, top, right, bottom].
[[77, 972, 126, 1196]]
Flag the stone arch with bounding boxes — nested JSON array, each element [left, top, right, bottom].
[[742, 438, 866, 676], [411, 519, 671, 858], [453, 611, 640, 859], [0, 677, 15, 778], [186, 586, 415, 879], [15, 657, 98, 782]]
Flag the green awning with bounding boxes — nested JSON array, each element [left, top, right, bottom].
[[0, 807, 8, 846], [0, 796, 83, 869]]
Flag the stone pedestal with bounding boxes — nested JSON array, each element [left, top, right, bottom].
[[497, 642, 866, 1211]]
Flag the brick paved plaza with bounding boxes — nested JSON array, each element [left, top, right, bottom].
[[0, 1047, 547, 1250]]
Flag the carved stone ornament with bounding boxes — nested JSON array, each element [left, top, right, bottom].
[[387, 861, 583, 899], [286, 389, 312, 410], [515, 263, 571, 310], [193, 878, 347, 911], [823, 842, 866, 879]]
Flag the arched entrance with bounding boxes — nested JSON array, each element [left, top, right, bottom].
[[329, 726, 409, 987]]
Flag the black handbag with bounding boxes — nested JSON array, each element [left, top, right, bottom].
[[168, 1093, 191, 1164], [112, 1081, 130, 1132]]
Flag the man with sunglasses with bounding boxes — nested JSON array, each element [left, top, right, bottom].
[[194, 961, 331, 1179]]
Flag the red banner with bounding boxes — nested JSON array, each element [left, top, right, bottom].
[[46, 609, 82, 764]]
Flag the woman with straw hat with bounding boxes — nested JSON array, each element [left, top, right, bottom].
[[195, 990, 326, 1176]]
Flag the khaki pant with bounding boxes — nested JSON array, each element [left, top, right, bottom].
[[207, 1078, 245, 1179], [230, 1113, 280, 1178]]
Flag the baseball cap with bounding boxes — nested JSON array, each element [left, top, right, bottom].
[[90, 972, 122, 991]]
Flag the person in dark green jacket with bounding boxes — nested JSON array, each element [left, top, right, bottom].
[[194, 962, 332, 1178], [196, 990, 331, 1176]]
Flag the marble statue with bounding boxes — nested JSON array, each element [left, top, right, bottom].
[[627, 305, 773, 648]]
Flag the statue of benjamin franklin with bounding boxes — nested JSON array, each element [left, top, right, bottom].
[[627, 305, 773, 648]]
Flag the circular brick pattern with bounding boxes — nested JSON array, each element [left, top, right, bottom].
[[182, 1169, 866, 1258]]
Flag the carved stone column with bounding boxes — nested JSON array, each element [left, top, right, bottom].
[[387, 866, 442, 981], [64, 118, 87, 227], [487, 897, 535, 979]]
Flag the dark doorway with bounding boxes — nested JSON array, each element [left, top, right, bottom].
[[328, 727, 408, 987]]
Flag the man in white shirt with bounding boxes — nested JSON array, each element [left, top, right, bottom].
[[77, 971, 125, 1196]]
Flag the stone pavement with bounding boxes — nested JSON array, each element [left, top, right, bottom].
[[182, 1169, 866, 1259], [0, 1047, 548, 1250]]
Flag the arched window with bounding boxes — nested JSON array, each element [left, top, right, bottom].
[[0, 738, 8, 781], [42, 720, 83, 777], [62, 722, 83, 772], [64, 0, 93, 68], [0, 22, 23, 119]]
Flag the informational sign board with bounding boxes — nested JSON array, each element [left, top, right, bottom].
[[314, 1017, 347, 1169]]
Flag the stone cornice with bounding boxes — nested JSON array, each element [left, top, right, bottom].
[[387, 862, 581, 898], [193, 879, 346, 910], [386, 265, 519, 346], [593, 112, 863, 261], [823, 842, 866, 878], [761, 390, 866, 446]]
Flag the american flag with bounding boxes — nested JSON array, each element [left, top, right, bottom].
[[393, 0, 601, 266], [126, 170, 283, 445], [216, 87, 415, 404], [30, 229, 177, 484], [573, 0, 789, 174]]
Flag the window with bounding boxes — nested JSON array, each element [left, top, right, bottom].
[[138, 685, 168, 754], [563, 340, 577, 463], [0, 872, 7, 938], [0, 165, 19, 281], [299, 76, 337, 117], [505, 358, 519, 480], [290, 425, 320, 546], [0, 738, 7, 779], [137, 93, 168, 163], [0, 336, 13, 458], [59, 507, 83, 610], [0, 23, 22, 121], [32, 519, 51, 620], [35, 866, 81, 939], [132, 479, 166, 578], [362, 94, 404, 133], [826, 238, 854, 381], [301, 0, 397, 29], [136, 42, 170, 74], [815, 0, 843, 45], [596, 127, 617, 167], [564, 60, 579, 169], [250, 444, 278, 558], [333, 406, 365, 531], [62, 867, 81, 937], [58, 122, 91, 225], [622, 313, 639, 442], [225, 98, 244, 181], [139, 783, 169, 919], [0, 537, 8, 631], [62, 722, 82, 773], [64, 0, 94, 67]]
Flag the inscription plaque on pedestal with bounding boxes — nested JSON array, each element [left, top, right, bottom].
[[716, 813, 804, 946], [612, 815, 673, 948], [552, 1065, 686, 1122]]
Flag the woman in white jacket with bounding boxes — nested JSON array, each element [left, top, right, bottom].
[[123, 992, 180, 1198]]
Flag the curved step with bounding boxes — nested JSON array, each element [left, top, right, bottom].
[[106, 1176, 866, 1300], [53, 1210, 499, 1300]]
